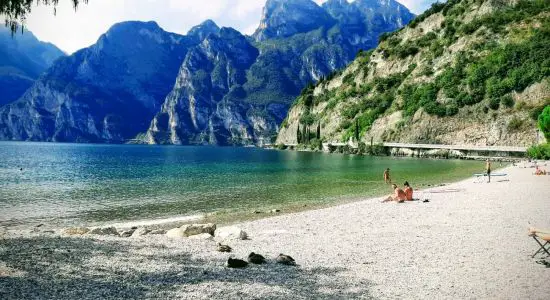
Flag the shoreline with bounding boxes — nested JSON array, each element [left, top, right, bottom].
[[1, 164, 549, 299]]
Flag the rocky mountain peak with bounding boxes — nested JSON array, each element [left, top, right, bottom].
[[188, 19, 221, 41], [253, 0, 336, 41]]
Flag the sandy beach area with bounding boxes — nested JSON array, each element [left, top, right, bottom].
[[1, 164, 549, 299]]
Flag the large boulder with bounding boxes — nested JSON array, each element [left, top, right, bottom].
[[215, 226, 248, 240], [188, 233, 214, 241], [166, 227, 186, 238], [131, 227, 151, 237], [63, 227, 90, 235], [181, 223, 216, 236], [89, 227, 119, 236], [166, 223, 217, 238]]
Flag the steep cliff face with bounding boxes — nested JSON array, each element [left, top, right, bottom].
[[278, 0, 550, 147], [0, 21, 192, 142], [0, 27, 65, 106], [146, 28, 261, 145], [145, 0, 415, 145]]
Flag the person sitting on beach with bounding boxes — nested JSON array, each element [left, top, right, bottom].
[[382, 184, 407, 203], [383, 168, 391, 184], [403, 181, 413, 201], [535, 166, 547, 175]]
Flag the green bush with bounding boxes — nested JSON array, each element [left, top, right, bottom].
[[507, 117, 524, 131], [489, 97, 501, 110], [527, 143, 550, 160], [538, 106, 550, 140], [501, 95, 515, 108]]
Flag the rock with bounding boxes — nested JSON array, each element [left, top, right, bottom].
[[63, 227, 90, 235], [119, 229, 136, 237], [181, 223, 216, 237], [149, 229, 166, 235], [188, 233, 214, 240], [248, 252, 266, 264], [276, 254, 296, 266], [89, 227, 118, 236], [215, 226, 248, 240], [226, 258, 248, 268], [217, 243, 232, 253], [131, 227, 151, 237], [166, 227, 186, 238], [270, 209, 281, 213]]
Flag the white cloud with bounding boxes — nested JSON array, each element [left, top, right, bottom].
[[22, 0, 439, 54]]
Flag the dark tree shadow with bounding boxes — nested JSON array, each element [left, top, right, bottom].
[[0, 236, 374, 299]]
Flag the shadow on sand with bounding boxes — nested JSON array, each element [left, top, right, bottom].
[[0, 235, 374, 299]]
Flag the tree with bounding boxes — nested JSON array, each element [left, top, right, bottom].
[[2, 0, 88, 34], [296, 125, 301, 144], [354, 119, 359, 141], [316, 122, 321, 140], [538, 106, 550, 141]]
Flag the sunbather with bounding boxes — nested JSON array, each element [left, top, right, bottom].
[[535, 166, 547, 175], [382, 184, 407, 203], [404, 181, 413, 201]]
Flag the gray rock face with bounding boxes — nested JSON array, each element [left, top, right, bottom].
[[0, 21, 194, 143], [145, 0, 414, 145], [146, 27, 262, 145], [253, 0, 336, 41]]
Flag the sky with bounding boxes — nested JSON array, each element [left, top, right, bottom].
[[22, 0, 440, 54]]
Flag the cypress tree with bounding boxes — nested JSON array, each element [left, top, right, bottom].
[[354, 119, 360, 141], [297, 125, 301, 144], [316, 122, 321, 140]]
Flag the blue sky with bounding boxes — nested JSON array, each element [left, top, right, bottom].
[[24, 0, 440, 54]]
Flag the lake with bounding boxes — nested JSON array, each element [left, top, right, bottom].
[[0, 142, 484, 229]]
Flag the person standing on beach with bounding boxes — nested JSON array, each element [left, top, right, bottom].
[[384, 168, 391, 184], [486, 159, 491, 183]]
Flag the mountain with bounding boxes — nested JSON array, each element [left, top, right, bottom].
[[146, 27, 260, 145], [277, 0, 550, 147], [0, 0, 414, 144], [0, 21, 194, 142], [144, 0, 415, 145], [0, 27, 65, 107]]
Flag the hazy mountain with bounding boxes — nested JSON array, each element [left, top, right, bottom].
[[0, 27, 65, 107]]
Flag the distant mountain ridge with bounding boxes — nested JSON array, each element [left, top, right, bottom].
[[0, 0, 415, 144], [0, 27, 65, 107]]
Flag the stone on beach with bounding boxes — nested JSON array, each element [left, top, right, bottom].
[[276, 254, 296, 266], [131, 227, 151, 237], [188, 233, 214, 240], [248, 252, 266, 264], [63, 227, 90, 235], [226, 258, 248, 268], [215, 226, 248, 240], [119, 229, 136, 237], [181, 223, 216, 236], [166, 223, 216, 238], [89, 227, 119, 236]]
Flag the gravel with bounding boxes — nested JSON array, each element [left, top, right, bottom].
[[1, 165, 549, 299]]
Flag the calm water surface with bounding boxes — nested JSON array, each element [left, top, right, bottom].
[[0, 142, 484, 228]]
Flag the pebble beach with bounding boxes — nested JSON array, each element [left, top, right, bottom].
[[1, 164, 549, 299]]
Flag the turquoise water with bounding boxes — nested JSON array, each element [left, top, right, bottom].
[[0, 142, 484, 228]]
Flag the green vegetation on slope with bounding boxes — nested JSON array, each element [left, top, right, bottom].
[[282, 0, 550, 145]]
